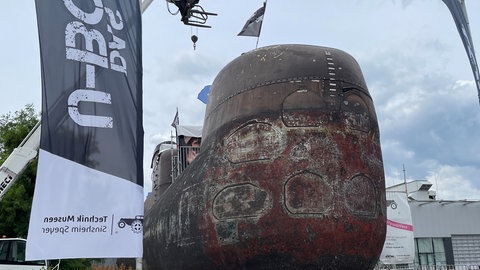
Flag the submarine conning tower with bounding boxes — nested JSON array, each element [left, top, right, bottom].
[[143, 44, 386, 270], [203, 44, 373, 143]]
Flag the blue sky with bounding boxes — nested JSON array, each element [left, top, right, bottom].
[[1, 0, 479, 200]]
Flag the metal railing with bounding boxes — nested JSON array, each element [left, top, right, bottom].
[[172, 145, 201, 179]]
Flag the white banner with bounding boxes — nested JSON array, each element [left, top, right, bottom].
[[380, 191, 415, 265], [27, 150, 143, 259]]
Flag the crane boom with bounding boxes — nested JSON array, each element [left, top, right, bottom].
[[0, 121, 41, 202]]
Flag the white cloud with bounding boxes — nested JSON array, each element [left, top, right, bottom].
[[426, 164, 480, 200]]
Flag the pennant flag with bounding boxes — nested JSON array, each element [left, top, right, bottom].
[[238, 2, 266, 37], [442, 0, 480, 105], [171, 108, 179, 128], [197, 85, 211, 104], [27, 0, 143, 260]]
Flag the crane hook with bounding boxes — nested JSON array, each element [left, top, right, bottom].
[[191, 34, 198, 50]]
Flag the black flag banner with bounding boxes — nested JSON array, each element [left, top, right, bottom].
[[443, 0, 480, 105], [238, 2, 266, 37], [27, 0, 143, 260]]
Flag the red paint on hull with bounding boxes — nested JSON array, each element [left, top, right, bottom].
[[144, 44, 386, 270]]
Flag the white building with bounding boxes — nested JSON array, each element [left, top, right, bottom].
[[386, 180, 480, 269]]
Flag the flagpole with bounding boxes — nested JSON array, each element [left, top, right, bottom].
[[256, 0, 267, 49], [443, 0, 480, 106]]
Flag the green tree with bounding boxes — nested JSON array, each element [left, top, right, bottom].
[[0, 104, 39, 237], [59, 258, 92, 269]]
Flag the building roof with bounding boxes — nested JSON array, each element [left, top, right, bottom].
[[409, 199, 480, 237]]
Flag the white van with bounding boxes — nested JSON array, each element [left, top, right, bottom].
[[0, 238, 52, 270]]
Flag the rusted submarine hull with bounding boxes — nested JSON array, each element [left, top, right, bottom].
[[144, 44, 386, 269]]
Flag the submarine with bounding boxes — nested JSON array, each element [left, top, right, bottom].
[[144, 44, 386, 270]]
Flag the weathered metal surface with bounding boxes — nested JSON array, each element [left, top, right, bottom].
[[144, 44, 386, 270]]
